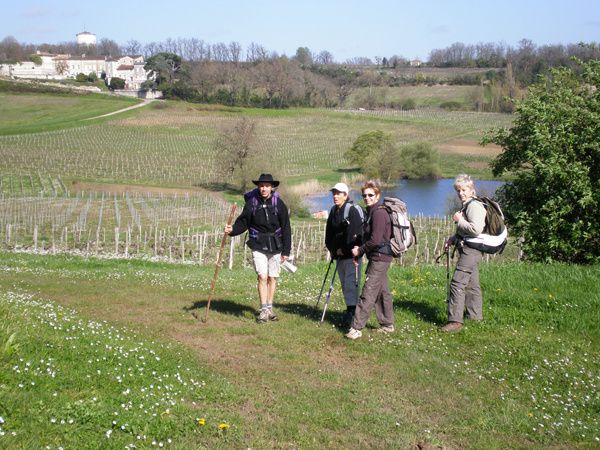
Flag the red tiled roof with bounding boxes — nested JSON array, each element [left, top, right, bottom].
[[117, 64, 134, 70]]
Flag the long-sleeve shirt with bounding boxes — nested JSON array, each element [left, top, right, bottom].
[[358, 205, 393, 263], [229, 193, 292, 256], [325, 201, 364, 259], [456, 199, 486, 238]]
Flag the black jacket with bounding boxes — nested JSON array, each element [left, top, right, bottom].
[[230, 192, 292, 256], [325, 201, 364, 259]]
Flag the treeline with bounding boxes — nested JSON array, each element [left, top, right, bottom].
[[2, 35, 599, 110], [429, 39, 600, 84]]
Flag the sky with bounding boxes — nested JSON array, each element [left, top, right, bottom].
[[4, 0, 600, 61]]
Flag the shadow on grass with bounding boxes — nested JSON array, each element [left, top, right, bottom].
[[183, 299, 255, 318], [184, 299, 351, 331], [395, 299, 444, 325]]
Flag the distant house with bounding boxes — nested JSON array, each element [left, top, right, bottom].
[[68, 54, 106, 78], [0, 31, 152, 91], [410, 59, 423, 67], [0, 51, 151, 90], [105, 55, 147, 89]]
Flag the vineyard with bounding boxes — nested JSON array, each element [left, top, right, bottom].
[[0, 189, 519, 265], [0, 102, 513, 187], [0, 98, 516, 264]]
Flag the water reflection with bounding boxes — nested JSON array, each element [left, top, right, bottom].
[[305, 179, 505, 217]]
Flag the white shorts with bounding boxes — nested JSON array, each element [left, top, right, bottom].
[[252, 251, 281, 277]]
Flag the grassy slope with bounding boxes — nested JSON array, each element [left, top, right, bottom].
[[0, 252, 597, 448], [0, 92, 141, 135]]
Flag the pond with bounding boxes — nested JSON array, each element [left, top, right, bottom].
[[305, 178, 505, 217]]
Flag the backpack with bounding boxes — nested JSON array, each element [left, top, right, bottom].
[[243, 188, 282, 246], [328, 202, 365, 226], [380, 197, 417, 256], [463, 197, 508, 254], [244, 188, 279, 215]]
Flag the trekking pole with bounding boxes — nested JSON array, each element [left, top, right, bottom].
[[320, 259, 339, 323], [201, 203, 237, 323], [435, 241, 452, 303], [315, 258, 334, 308], [445, 246, 451, 303]]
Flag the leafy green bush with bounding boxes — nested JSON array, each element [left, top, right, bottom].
[[28, 54, 42, 65], [484, 59, 600, 263], [440, 101, 462, 111], [108, 77, 125, 90], [75, 73, 88, 82], [345, 130, 402, 182], [398, 142, 442, 179], [400, 98, 416, 110]]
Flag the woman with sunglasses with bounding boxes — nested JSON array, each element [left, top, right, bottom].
[[346, 180, 395, 340]]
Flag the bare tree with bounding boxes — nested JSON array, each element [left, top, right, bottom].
[[98, 38, 121, 57], [314, 50, 334, 65], [228, 41, 242, 63], [214, 118, 258, 191], [54, 58, 69, 75], [246, 42, 270, 62], [122, 40, 142, 56]]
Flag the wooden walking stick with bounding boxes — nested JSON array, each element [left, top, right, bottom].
[[201, 203, 237, 323]]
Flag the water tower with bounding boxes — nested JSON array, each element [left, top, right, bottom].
[[76, 31, 97, 46]]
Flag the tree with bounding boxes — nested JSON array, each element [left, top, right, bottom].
[[144, 52, 184, 87], [398, 143, 441, 179], [483, 59, 600, 263], [29, 54, 42, 65], [54, 58, 69, 75], [122, 40, 142, 56], [214, 118, 258, 191], [0, 36, 23, 62], [98, 38, 121, 57], [345, 130, 401, 182], [315, 50, 334, 65], [108, 77, 125, 90], [294, 47, 313, 66]]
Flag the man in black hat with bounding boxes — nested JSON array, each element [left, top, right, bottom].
[[225, 174, 292, 323]]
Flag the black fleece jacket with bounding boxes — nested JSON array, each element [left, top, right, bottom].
[[229, 194, 292, 256]]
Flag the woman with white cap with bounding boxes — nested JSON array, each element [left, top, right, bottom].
[[325, 182, 364, 328]]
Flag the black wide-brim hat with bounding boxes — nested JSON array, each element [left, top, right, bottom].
[[252, 173, 280, 187]]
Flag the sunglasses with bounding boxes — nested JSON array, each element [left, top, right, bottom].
[[362, 193, 376, 198]]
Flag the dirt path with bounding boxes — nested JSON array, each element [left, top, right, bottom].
[[84, 98, 155, 120]]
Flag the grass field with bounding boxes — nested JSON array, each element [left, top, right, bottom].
[[346, 85, 481, 109], [0, 89, 598, 449], [0, 252, 597, 448], [0, 92, 141, 135]]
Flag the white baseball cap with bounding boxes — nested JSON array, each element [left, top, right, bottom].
[[330, 182, 349, 194]]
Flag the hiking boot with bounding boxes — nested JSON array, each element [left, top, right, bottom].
[[257, 309, 269, 323], [440, 322, 464, 332], [377, 325, 395, 334], [345, 328, 362, 340], [267, 309, 279, 321]]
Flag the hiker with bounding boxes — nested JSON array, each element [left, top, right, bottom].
[[325, 182, 364, 328], [441, 174, 486, 332], [224, 174, 292, 323], [345, 180, 395, 340]]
